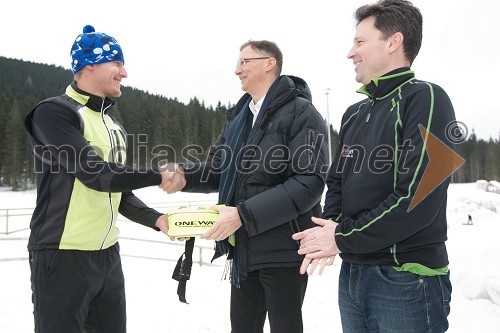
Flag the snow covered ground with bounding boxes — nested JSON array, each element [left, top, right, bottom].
[[1, 183, 499, 332]]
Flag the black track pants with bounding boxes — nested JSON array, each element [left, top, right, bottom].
[[29, 243, 126, 333]]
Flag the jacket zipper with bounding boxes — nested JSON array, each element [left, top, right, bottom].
[[112, 130, 124, 164], [341, 99, 375, 215], [356, 99, 375, 142], [99, 100, 116, 250], [365, 95, 375, 123], [341, 177, 352, 216]]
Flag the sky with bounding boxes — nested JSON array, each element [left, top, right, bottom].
[[1, 184, 500, 332], [1, 0, 499, 139]]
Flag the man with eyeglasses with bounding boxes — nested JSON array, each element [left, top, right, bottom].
[[164, 40, 328, 333]]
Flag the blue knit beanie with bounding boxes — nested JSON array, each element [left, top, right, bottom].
[[70, 25, 124, 74]]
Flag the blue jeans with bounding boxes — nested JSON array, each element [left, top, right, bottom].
[[339, 261, 452, 333]]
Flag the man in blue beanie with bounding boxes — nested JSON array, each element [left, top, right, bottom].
[[25, 25, 176, 333]]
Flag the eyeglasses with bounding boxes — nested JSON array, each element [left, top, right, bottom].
[[236, 57, 270, 68]]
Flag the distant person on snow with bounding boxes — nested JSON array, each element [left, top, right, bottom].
[[293, 0, 456, 332], [25, 25, 180, 333]]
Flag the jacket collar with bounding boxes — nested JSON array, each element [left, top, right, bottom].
[[357, 67, 414, 99], [65, 82, 116, 113], [229, 75, 306, 122]]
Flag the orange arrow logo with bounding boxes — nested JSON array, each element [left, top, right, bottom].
[[408, 124, 465, 211]]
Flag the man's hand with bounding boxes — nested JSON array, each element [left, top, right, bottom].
[[299, 256, 336, 276], [155, 214, 169, 235], [159, 163, 186, 193], [292, 217, 341, 275], [201, 205, 242, 241], [155, 214, 189, 242]]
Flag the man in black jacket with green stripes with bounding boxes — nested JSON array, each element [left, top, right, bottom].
[[293, 1, 455, 332]]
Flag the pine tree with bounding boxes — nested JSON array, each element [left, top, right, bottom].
[[1, 98, 27, 190], [485, 138, 498, 181]]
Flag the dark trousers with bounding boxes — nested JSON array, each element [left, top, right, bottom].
[[29, 243, 126, 333], [230, 266, 308, 333]]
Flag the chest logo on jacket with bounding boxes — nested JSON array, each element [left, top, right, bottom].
[[340, 144, 355, 158]]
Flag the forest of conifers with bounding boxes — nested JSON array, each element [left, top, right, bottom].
[[0, 56, 497, 190], [0, 56, 230, 190]]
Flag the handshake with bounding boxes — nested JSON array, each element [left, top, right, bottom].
[[159, 163, 187, 194]]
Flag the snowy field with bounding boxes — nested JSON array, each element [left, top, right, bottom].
[[1, 183, 499, 332]]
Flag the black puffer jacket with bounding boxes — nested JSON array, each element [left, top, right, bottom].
[[183, 75, 328, 273]]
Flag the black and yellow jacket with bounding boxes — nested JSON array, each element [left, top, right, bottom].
[[323, 68, 456, 275], [25, 83, 162, 251]]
